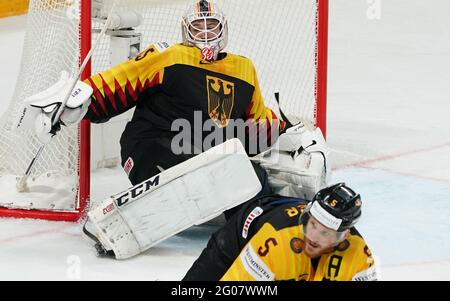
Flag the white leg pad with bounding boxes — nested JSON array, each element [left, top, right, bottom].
[[87, 139, 262, 259]]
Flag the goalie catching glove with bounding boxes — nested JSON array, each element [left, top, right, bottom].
[[252, 121, 331, 200], [13, 71, 93, 143]]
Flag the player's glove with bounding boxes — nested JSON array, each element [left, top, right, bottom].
[[13, 71, 93, 143]]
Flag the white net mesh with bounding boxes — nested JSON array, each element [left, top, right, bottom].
[[0, 0, 81, 211], [0, 0, 322, 214], [92, 0, 319, 117]]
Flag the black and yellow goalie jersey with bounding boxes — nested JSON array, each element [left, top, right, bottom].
[[221, 200, 377, 281], [84, 42, 285, 154]]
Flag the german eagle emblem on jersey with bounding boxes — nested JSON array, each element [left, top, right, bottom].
[[206, 75, 234, 128]]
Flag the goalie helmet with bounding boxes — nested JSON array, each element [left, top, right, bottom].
[[300, 183, 362, 232], [181, 0, 228, 62]]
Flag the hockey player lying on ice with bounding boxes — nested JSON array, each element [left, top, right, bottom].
[[13, 0, 376, 280], [183, 183, 378, 281]]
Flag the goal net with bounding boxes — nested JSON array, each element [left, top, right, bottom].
[[0, 0, 328, 221]]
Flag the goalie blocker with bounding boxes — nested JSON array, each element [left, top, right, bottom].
[[85, 138, 262, 259]]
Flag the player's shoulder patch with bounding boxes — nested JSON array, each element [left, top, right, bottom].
[[290, 237, 305, 254], [334, 239, 350, 252], [153, 41, 171, 53], [241, 206, 264, 239]]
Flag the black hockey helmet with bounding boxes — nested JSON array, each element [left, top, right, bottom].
[[300, 183, 362, 232]]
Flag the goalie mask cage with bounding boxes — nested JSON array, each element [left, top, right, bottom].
[[0, 0, 328, 221]]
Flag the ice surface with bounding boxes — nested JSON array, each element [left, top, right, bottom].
[[1, 0, 450, 280]]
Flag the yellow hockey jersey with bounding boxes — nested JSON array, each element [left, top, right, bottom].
[[221, 202, 377, 281], [84, 42, 284, 154]]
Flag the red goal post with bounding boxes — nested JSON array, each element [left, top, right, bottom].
[[0, 0, 328, 221]]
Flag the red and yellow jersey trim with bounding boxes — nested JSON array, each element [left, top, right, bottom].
[[85, 43, 284, 137]]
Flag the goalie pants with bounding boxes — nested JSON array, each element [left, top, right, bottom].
[[121, 136, 195, 186], [120, 136, 272, 220]]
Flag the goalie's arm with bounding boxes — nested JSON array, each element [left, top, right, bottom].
[[13, 70, 93, 143], [83, 44, 166, 123], [13, 44, 168, 143]]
